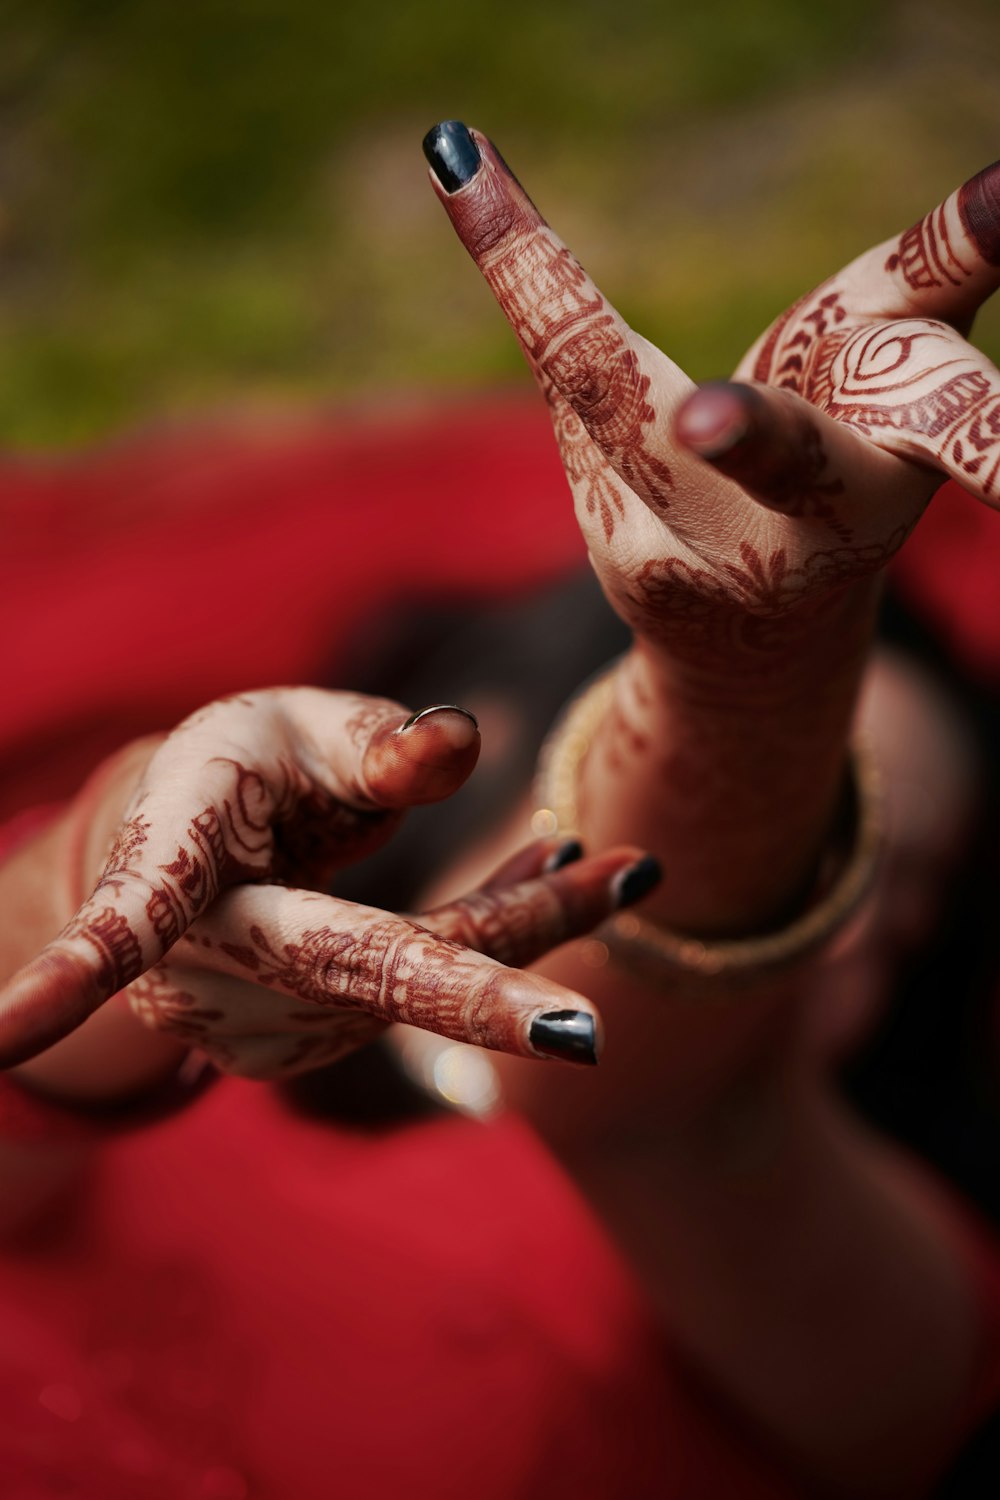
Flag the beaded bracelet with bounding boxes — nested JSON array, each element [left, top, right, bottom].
[[534, 663, 882, 981]]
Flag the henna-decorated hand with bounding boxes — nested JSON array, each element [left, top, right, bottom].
[[0, 689, 656, 1082], [423, 124, 1000, 652]]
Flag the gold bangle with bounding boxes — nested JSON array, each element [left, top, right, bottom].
[[534, 662, 883, 980]]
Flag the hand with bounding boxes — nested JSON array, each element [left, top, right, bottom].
[[0, 688, 654, 1080], [423, 124, 1000, 655]]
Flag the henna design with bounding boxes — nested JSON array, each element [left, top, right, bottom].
[[545, 389, 626, 542], [127, 966, 223, 1041], [484, 229, 672, 534], [957, 161, 1000, 268], [813, 323, 1000, 495], [342, 695, 402, 755], [98, 813, 152, 892], [216, 913, 513, 1047], [630, 528, 909, 648], [753, 286, 848, 389], [885, 203, 969, 291], [63, 906, 144, 994]]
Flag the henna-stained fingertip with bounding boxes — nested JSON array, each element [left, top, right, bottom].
[[529, 1010, 599, 1066]]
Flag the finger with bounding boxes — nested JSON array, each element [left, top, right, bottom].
[[271, 696, 481, 878], [775, 314, 1000, 508], [422, 848, 660, 969], [844, 161, 1000, 327], [423, 121, 727, 545], [674, 380, 924, 544], [0, 696, 482, 1067], [477, 836, 585, 891], [125, 962, 386, 1078], [293, 695, 481, 810], [188, 885, 608, 1065]]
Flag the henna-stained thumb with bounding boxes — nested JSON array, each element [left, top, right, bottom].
[[398, 704, 479, 745], [362, 705, 481, 808]]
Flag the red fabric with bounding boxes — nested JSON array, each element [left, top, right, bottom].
[[890, 479, 1000, 687], [3, 402, 1000, 1496], [1, 396, 584, 822]]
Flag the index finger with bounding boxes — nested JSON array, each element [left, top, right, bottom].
[[423, 120, 731, 546]]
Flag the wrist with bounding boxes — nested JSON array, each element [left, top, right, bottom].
[[571, 582, 880, 935]]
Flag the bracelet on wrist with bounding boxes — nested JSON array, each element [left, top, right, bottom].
[[534, 662, 883, 981]]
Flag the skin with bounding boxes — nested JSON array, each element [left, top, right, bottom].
[[424, 133, 1000, 1495], [2, 138, 1000, 1495], [0, 688, 651, 1096]]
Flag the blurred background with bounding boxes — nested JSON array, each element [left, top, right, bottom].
[[1, 0, 998, 449]]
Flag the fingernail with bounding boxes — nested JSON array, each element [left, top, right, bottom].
[[422, 120, 483, 194], [400, 704, 479, 731], [612, 855, 662, 909], [544, 838, 584, 872], [529, 1010, 599, 1066], [676, 382, 750, 458]]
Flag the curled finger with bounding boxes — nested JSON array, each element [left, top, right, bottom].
[[422, 846, 660, 969], [674, 379, 922, 545]]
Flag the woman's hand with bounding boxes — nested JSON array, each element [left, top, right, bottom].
[[0, 688, 655, 1087], [423, 124, 1000, 657]]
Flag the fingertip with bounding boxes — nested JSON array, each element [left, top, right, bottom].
[[422, 120, 484, 195], [0, 949, 100, 1067], [398, 704, 479, 750], [674, 381, 754, 459], [365, 704, 481, 807], [528, 1007, 601, 1066]]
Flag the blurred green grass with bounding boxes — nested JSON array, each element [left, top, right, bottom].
[[0, 0, 997, 446]]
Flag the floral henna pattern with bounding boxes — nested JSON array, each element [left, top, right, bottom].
[[630, 528, 909, 655], [545, 389, 626, 542], [482, 228, 672, 533], [127, 966, 223, 1041], [98, 813, 153, 892]]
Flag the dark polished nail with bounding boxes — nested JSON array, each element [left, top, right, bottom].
[[400, 704, 479, 732], [529, 1010, 598, 1066], [544, 838, 584, 872], [422, 120, 482, 193], [613, 855, 662, 909]]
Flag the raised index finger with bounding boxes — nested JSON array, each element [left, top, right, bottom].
[[423, 120, 726, 544]]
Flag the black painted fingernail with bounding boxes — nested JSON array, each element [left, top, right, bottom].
[[400, 704, 479, 733], [422, 120, 483, 193], [613, 855, 662, 909], [529, 1010, 598, 1066], [544, 838, 584, 872]]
